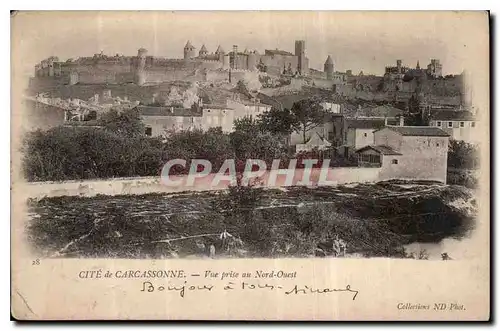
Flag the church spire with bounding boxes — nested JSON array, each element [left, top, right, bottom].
[[416, 60, 420, 70]]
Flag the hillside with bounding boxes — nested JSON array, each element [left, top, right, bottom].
[[26, 181, 476, 259]]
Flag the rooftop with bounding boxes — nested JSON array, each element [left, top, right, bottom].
[[379, 126, 450, 137], [346, 118, 386, 129], [430, 110, 476, 121], [355, 145, 403, 155], [137, 106, 202, 117]]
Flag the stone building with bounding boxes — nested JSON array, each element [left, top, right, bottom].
[[427, 59, 443, 78], [32, 40, 310, 87], [429, 110, 478, 144], [326, 104, 404, 152], [356, 126, 450, 183], [139, 95, 271, 137]]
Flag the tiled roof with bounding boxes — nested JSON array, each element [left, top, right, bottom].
[[203, 104, 233, 110], [430, 110, 476, 121], [138, 106, 202, 117], [346, 118, 386, 129], [379, 126, 450, 137], [355, 145, 402, 155]]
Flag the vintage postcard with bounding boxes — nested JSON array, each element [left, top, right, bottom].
[[10, 11, 490, 320]]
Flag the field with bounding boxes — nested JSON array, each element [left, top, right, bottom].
[[25, 180, 477, 260]]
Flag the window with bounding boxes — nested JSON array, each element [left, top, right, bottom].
[[145, 127, 152, 136], [391, 159, 398, 165], [436, 142, 440, 147], [436, 121, 441, 127], [471, 122, 476, 128], [460, 122, 465, 127], [359, 153, 381, 164], [363, 133, 368, 137], [448, 122, 453, 128]]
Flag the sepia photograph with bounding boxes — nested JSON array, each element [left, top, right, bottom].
[[10, 10, 490, 320]]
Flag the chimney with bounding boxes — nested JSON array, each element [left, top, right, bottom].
[[399, 116, 404, 126]]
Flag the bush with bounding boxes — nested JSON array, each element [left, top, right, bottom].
[[162, 127, 235, 175], [447, 168, 478, 188], [21, 127, 164, 181], [448, 140, 479, 170], [98, 108, 145, 137]]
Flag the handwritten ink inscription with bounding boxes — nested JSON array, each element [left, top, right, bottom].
[[140, 281, 359, 300]]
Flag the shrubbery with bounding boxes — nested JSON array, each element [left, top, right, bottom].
[[21, 127, 165, 181], [21, 121, 286, 182], [21, 101, 354, 182], [448, 140, 479, 170]]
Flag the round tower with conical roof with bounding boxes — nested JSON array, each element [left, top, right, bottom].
[[184, 41, 196, 60], [215, 45, 225, 62], [199, 44, 208, 57], [324, 55, 334, 80]]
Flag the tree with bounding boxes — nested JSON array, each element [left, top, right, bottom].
[[258, 107, 295, 136], [448, 140, 479, 169], [290, 98, 329, 143], [163, 128, 234, 174], [21, 126, 165, 181], [405, 94, 427, 126], [230, 117, 285, 166], [98, 108, 145, 137], [233, 116, 259, 133]]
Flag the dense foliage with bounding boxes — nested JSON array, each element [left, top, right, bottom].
[[22, 97, 352, 182], [448, 140, 480, 170], [21, 119, 286, 182], [97, 108, 145, 137], [21, 127, 165, 181], [258, 98, 329, 143]]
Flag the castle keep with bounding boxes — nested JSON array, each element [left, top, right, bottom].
[[32, 40, 310, 86]]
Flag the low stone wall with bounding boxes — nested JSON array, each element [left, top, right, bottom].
[[19, 167, 382, 199]]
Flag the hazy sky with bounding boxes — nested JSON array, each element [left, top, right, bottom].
[[12, 11, 488, 79]]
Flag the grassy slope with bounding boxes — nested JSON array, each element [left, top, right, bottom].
[[26, 181, 476, 259]]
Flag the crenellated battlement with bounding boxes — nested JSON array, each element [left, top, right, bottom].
[[32, 39, 311, 85]]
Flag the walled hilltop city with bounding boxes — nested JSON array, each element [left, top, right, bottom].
[[26, 38, 476, 147], [32, 39, 451, 90], [33, 40, 310, 86], [21, 33, 481, 262]]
